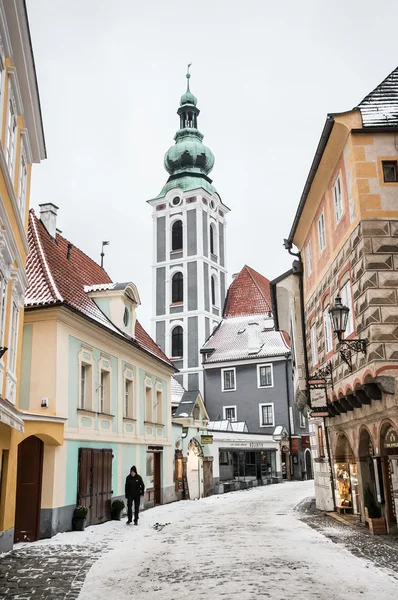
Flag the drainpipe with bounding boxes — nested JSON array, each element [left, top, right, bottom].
[[284, 353, 293, 480]]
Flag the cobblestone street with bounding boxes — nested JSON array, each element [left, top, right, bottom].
[[0, 540, 107, 600]]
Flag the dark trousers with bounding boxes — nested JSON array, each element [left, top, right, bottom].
[[127, 496, 140, 523]]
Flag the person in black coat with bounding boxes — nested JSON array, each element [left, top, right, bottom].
[[125, 465, 145, 525]]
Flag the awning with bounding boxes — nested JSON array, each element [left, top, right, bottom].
[[0, 397, 24, 432]]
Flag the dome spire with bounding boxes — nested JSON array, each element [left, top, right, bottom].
[[180, 62, 197, 108]]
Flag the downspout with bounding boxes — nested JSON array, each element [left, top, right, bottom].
[[284, 353, 293, 480]]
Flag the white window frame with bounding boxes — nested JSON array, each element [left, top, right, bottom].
[[221, 367, 236, 392], [8, 301, 19, 375], [0, 57, 5, 137], [318, 211, 326, 253], [340, 279, 354, 337], [155, 383, 163, 424], [0, 274, 7, 346], [305, 241, 312, 276], [300, 412, 306, 428], [80, 364, 87, 410], [124, 377, 134, 419], [259, 403, 275, 427], [145, 378, 153, 423], [17, 144, 28, 221], [333, 174, 343, 224], [223, 405, 237, 421], [323, 305, 333, 354], [99, 367, 111, 414], [311, 323, 318, 366], [5, 85, 17, 178], [257, 363, 274, 388]]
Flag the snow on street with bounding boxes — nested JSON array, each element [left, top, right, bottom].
[[75, 481, 396, 600]]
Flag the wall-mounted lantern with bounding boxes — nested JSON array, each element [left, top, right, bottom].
[[329, 296, 367, 371]]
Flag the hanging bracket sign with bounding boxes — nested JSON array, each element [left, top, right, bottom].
[[309, 386, 329, 418]]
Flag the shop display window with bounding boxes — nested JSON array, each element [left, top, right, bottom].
[[334, 462, 359, 513]]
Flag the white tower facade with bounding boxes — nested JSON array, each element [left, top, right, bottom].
[[148, 70, 230, 392]]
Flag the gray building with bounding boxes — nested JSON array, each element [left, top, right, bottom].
[[148, 68, 229, 393], [201, 265, 311, 481]]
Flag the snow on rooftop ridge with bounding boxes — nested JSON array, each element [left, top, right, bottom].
[[30, 213, 63, 302], [84, 283, 117, 292]]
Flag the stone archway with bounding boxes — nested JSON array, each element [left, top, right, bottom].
[[358, 426, 377, 522], [334, 433, 360, 514], [304, 449, 313, 480], [379, 420, 398, 531]]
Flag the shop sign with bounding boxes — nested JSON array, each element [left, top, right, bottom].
[[310, 387, 327, 408], [310, 409, 329, 418], [249, 442, 266, 448], [385, 427, 398, 449], [201, 435, 213, 445]]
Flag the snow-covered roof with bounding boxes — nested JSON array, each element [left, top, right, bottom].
[[357, 66, 398, 127], [202, 315, 290, 364], [25, 210, 174, 369], [171, 377, 185, 405], [208, 420, 233, 431], [230, 421, 249, 433]]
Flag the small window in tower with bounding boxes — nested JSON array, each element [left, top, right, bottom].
[[382, 161, 398, 183], [172, 220, 183, 251], [172, 196, 181, 206], [171, 326, 183, 358], [210, 223, 216, 255], [172, 272, 183, 303]]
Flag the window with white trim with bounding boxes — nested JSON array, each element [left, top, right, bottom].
[[340, 279, 354, 337], [305, 241, 312, 276], [257, 364, 273, 388], [323, 305, 333, 354], [99, 370, 111, 414], [300, 412, 306, 428], [311, 323, 318, 366], [17, 146, 28, 221], [0, 58, 4, 133], [155, 388, 163, 424], [259, 403, 274, 427], [8, 302, 19, 374], [145, 384, 153, 422], [223, 405, 237, 421], [318, 211, 326, 252], [125, 378, 133, 418], [222, 368, 236, 391], [0, 275, 7, 347], [81, 365, 87, 409], [333, 175, 343, 224], [5, 90, 17, 177]]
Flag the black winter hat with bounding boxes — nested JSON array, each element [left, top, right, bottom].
[[130, 466, 137, 473]]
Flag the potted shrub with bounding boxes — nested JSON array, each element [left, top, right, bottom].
[[72, 504, 88, 531], [364, 486, 387, 535], [111, 499, 125, 521]]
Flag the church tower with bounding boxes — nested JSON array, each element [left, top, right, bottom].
[[148, 67, 230, 392]]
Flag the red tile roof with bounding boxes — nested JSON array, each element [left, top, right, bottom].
[[223, 265, 272, 317], [25, 210, 174, 369]]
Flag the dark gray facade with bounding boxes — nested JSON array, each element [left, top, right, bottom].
[[204, 358, 310, 479]]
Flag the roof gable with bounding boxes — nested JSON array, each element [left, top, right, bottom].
[[224, 265, 272, 317], [25, 210, 174, 368], [357, 66, 398, 127]]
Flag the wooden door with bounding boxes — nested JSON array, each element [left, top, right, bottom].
[[154, 452, 161, 505], [78, 448, 112, 526], [14, 436, 43, 542]]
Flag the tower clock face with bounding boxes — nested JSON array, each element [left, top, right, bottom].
[[172, 196, 182, 206]]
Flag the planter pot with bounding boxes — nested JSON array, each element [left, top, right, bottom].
[[72, 517, 87, 531], [368, 517, 387, 535], [111, 509, 123, 521]]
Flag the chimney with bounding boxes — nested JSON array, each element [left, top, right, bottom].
[[248, 322, 261, 354], [39, 203, 59, 238], [232, 273, 239, 280]]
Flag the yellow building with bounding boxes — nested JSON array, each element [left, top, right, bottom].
[[0, 2, 46, 552], [273, 67, 398, 533]]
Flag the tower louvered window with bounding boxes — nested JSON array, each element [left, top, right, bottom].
[[172, 272, 183, 303], [171, 326, 183, 357], [172, 220, 183, 251]]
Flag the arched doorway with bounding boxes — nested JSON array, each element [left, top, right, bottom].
[[358, 427, 377, 522], [380, 421, 398, 532], [304, 449, 313, 479], [334, 433, 359, 514], [187, 438, 203, 500], [15, 436, 44, 542]]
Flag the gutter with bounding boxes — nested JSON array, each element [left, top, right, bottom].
[[288, 116, 335, 243]]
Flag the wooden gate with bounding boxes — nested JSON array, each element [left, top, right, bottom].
[[15, 436, 44, 542], [78, 448, 112, 526], [203, 457, 214, 497]]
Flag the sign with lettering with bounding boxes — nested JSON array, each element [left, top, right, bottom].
[[310, 408, 329, 418], [385, 427, 398, 449], [201, 435, 213, 445], [310, 387, 327, 408]]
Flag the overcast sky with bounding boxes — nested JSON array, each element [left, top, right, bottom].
[[26, 0, 398, 331]]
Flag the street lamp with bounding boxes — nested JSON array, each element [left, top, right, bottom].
[[329, 296, 367, 371]]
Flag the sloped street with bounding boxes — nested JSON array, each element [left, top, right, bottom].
[[1, 481, 397, 600]]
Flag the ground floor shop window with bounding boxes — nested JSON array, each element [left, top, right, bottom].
[[219, 449, 277, 482], [334, 462, 359, 514], [146, 452, 154, 489]]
